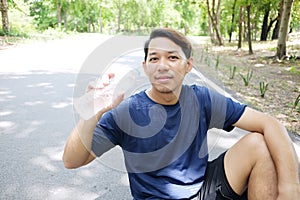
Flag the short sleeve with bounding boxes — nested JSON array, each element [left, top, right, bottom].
[[193, 86, 246, 131], [91, 112, 118, 157], [208, 89, 246, 131]]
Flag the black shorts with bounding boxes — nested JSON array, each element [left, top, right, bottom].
[[194, 152, 248, 200]]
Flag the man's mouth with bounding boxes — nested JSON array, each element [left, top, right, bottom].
[[155, 76, 172, 83]]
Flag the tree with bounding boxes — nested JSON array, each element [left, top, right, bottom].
[[113, 0, 123, 33], [174, 0, 197, 35], [237, 5, 243, 49], [148, 0, 166, 27], [256, 0, 280, 41], [0, 0, 10, 33], [228, 0, 237, 43], [206, 0, 223, 46], [246, 4, 253, 54], [28, 0, 57, 30], [290, 0, 300, 32], [260, 2, 271, 41], [55, 0, 69, 29], [276, 0, 294, 59], [272, 0, 284, 40], [14, 0, 299, 39]]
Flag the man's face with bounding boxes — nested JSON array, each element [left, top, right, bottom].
[[143, 37, 193, 94]]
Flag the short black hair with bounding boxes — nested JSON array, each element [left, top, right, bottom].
[[144, 28, 192, 61]]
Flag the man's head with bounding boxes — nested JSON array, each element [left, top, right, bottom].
[[144, 28, 192, 62], [142, 28, 194, 100]]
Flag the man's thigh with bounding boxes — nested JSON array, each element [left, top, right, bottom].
[[224, 132, 269, 196], [195, 152, 247, 200], [224, 132, 278, 200]]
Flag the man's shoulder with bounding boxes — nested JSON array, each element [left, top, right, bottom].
[[114, 90, 152, 112], [182, 84, 210, 97]]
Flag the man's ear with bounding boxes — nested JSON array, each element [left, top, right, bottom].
[[185, 57, 194, 73], [142, 61, 148, 75]]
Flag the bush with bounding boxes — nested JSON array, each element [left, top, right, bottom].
[[240, 69, 253, 86], [259, 81, 269, 98]]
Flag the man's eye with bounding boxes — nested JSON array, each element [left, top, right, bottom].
[[169, 56, 179, 60], [149, 57, 158, 62]]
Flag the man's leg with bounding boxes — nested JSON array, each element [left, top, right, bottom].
[[224, 132, 278, 199]]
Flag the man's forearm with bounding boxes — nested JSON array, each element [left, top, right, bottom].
[[63, 116, 100, 168]]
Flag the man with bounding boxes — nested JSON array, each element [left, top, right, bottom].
[[63, 28, 300, 199]]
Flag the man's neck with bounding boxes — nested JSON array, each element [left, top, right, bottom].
[[146, 87, 182, 105]]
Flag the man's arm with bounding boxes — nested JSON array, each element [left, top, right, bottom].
[[62, 112, 103, 169], [234, 107, 300, 197], [63, 73, 124, 169]]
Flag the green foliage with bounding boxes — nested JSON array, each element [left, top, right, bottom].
[[3, 0, 300, 41], [240, 69, 253, 86], [0, 28, 29, 38], [14, 0, 208, 34], [292, 93, 300, 112], [229, 65, 237, 79], [288, 66, 300, 75], [28, 0, 57, 30], [0, 0, 34, 36], [291, 0, 300, 31], [173, 0, 198, 34], [215, 54, 220, 70], [259, 81, 269, 98]]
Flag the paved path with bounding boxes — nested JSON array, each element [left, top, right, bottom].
[[0, 34, 299, 200]]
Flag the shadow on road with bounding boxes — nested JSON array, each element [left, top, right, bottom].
[[0, 70, 131, 200]]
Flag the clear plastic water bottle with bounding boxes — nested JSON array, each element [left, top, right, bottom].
[[73, 77, 116, 120]]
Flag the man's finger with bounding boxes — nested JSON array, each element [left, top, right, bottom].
[[108, 73, 115, 79], [86, 80, 96, 92]]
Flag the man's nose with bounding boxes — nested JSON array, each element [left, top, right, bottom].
[[157, 57, 169, 70]]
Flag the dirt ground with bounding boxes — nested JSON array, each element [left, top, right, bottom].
[[194, 34, 300, 135]]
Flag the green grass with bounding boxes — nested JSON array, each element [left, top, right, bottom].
[[0, 27, 73, 46], [289, 65, 300, 75]]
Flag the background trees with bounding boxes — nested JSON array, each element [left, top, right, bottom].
[[0, 0, 10, 33], [1, 0, 300, 58], [276, 0, 294, 59]]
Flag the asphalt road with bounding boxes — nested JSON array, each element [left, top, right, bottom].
[[0, 34, 299, 200], [0, 34, 133, 200]]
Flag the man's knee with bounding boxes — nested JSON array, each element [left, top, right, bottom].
[[242, 132, 273, 163], [244, 132, 268, 152]]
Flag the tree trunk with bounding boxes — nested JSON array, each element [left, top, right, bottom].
[[117, 2, 122, 33], [272, 0, 284, 40], [260, 4, 270, 41], [206, 0, 223, 46], [243, 7, 247, 41], [229, 0, 237, 42], [253, 16, 258, 41], [207, 14, 217, 44], [266, 18, 277, 39], [0, 0, 10, 34], [246, 5, 253, 54], [238, 6, 243, 49], [99, 4, 103, 33], [56, 0, 62, 28], [276, 0, 294, 59], [88, 18, 91, 32], [63, 10, 67, 30], [272, 19, 280, 40]]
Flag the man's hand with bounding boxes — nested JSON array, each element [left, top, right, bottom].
[[74, 73, 124, 120], [86, 73, 115, 92], [277, 183, 300, 200]]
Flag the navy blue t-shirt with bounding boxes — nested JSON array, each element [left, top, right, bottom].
[[92, 85, 246, 199]]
